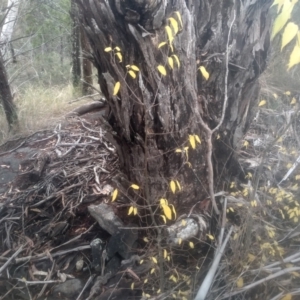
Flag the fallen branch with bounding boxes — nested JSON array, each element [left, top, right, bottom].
[[0, 245, 24, 276], [194, 226, 233, 300]]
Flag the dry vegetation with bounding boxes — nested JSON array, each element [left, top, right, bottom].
[[0, 84, 83, 143]]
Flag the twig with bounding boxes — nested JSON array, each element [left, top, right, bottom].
[[212, 9, 236, 133], [196, 7, 236, 216], [31, 182, 82, 207], [15, 245, 91, 263], [194, 226, 233, 300], [217, 197, 228, 254], [76, 274, 95, 300], [0, 245, 24, 276], [221, 267, 300, 299], [16, 278, 60, 285], [68, 93, 100, 104], [0, 140, 25, 157], [36, 260, 56, 299]]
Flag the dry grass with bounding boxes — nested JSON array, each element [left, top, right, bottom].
[[0, 84, 81, 144]]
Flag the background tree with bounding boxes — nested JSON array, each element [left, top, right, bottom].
[[0, 0, 20, 130], [76, 0, 272, 212], [80, 24, 93, 94], [70, 0, 81, 88]]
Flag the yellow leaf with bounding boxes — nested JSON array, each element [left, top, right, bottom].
[[281, 22, 298, 50], [296, 175, 300, 180], [189, 135, 196, 149], [169, 275, 177, 283], [164, 249, 167, 259], [144, 278, 148, 283], [140, 259, 144, 264], [175, 149, 182, 153], [236, 277, 244, 288], [291, 97, 297, 104], [151, 257, 158, 264], [194, 134, 201, 144], [168, 17, 179, 35], [157, 65, 167, 76], [112, 189, 118, 202], [115, 52, 122, 62], [247, 253, 256, 262], [160, 198, 168, 206], [160, 215, 167, 224], [280, 294, 292, 300], [128, 70, 136, 78], [131, 282, 134, 290], [133, 207, 138, 215], [158, 41, 167, 48], [258, 100, 267, 107], [178, 238, 182, 245], [130, 184, 140, 190], [207, 234, 214, 240], [243, 140, 249, 148], [114, 46, 121, 51], [170, 204, 177, 219], [176, 180, 181, 190], [189, 242, 194, 249], [130, 65, 140, 71], [157, 289, 161, 294], [288, 43, 300, 70], [199, 66, 209, 80], [171, 54, 180, 67], [162, 204, 172, 220], [170, 180, 176, 193], [143, 237, 149, 243], [168, 57, 174, 69], [174, 11, 183, 28], [150, 268, 155, 274], [271, 0, 286, 13], [284, 91, 291, 95], [128, 206, 134, 215], [181, 219, 187, 226], [273, 93, 278, 99], [165, 26, 174, 43], [113, 82, 120, 96], [104, 47, 112, 52], [271, 1, 294, 40]]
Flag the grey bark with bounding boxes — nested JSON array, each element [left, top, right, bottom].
[[75, 0, 272, 208]]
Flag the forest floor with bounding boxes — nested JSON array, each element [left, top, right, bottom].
[[0, 92, 300, 300]]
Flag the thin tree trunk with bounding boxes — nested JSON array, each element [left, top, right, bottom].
[[76, 0, 272, 210], [70, 0, 81, 88], [80, 25, 93, 95], [0, 0, 20, 60], [0, 53, 18, 130]]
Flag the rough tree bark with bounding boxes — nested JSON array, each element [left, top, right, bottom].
[[76, 0, 272, 211], [70, 0, 81, 88]]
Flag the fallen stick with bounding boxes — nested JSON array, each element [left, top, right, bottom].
[[194, 226, 233, 300], [0, 245, 23, 276]]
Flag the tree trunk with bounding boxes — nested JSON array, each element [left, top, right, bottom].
[[0, 53, 18, 130], [80, 25, 93, 95], [76, 0, 272, 210], [0, 0, 20, 60], [70, 0, 81, 88]]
